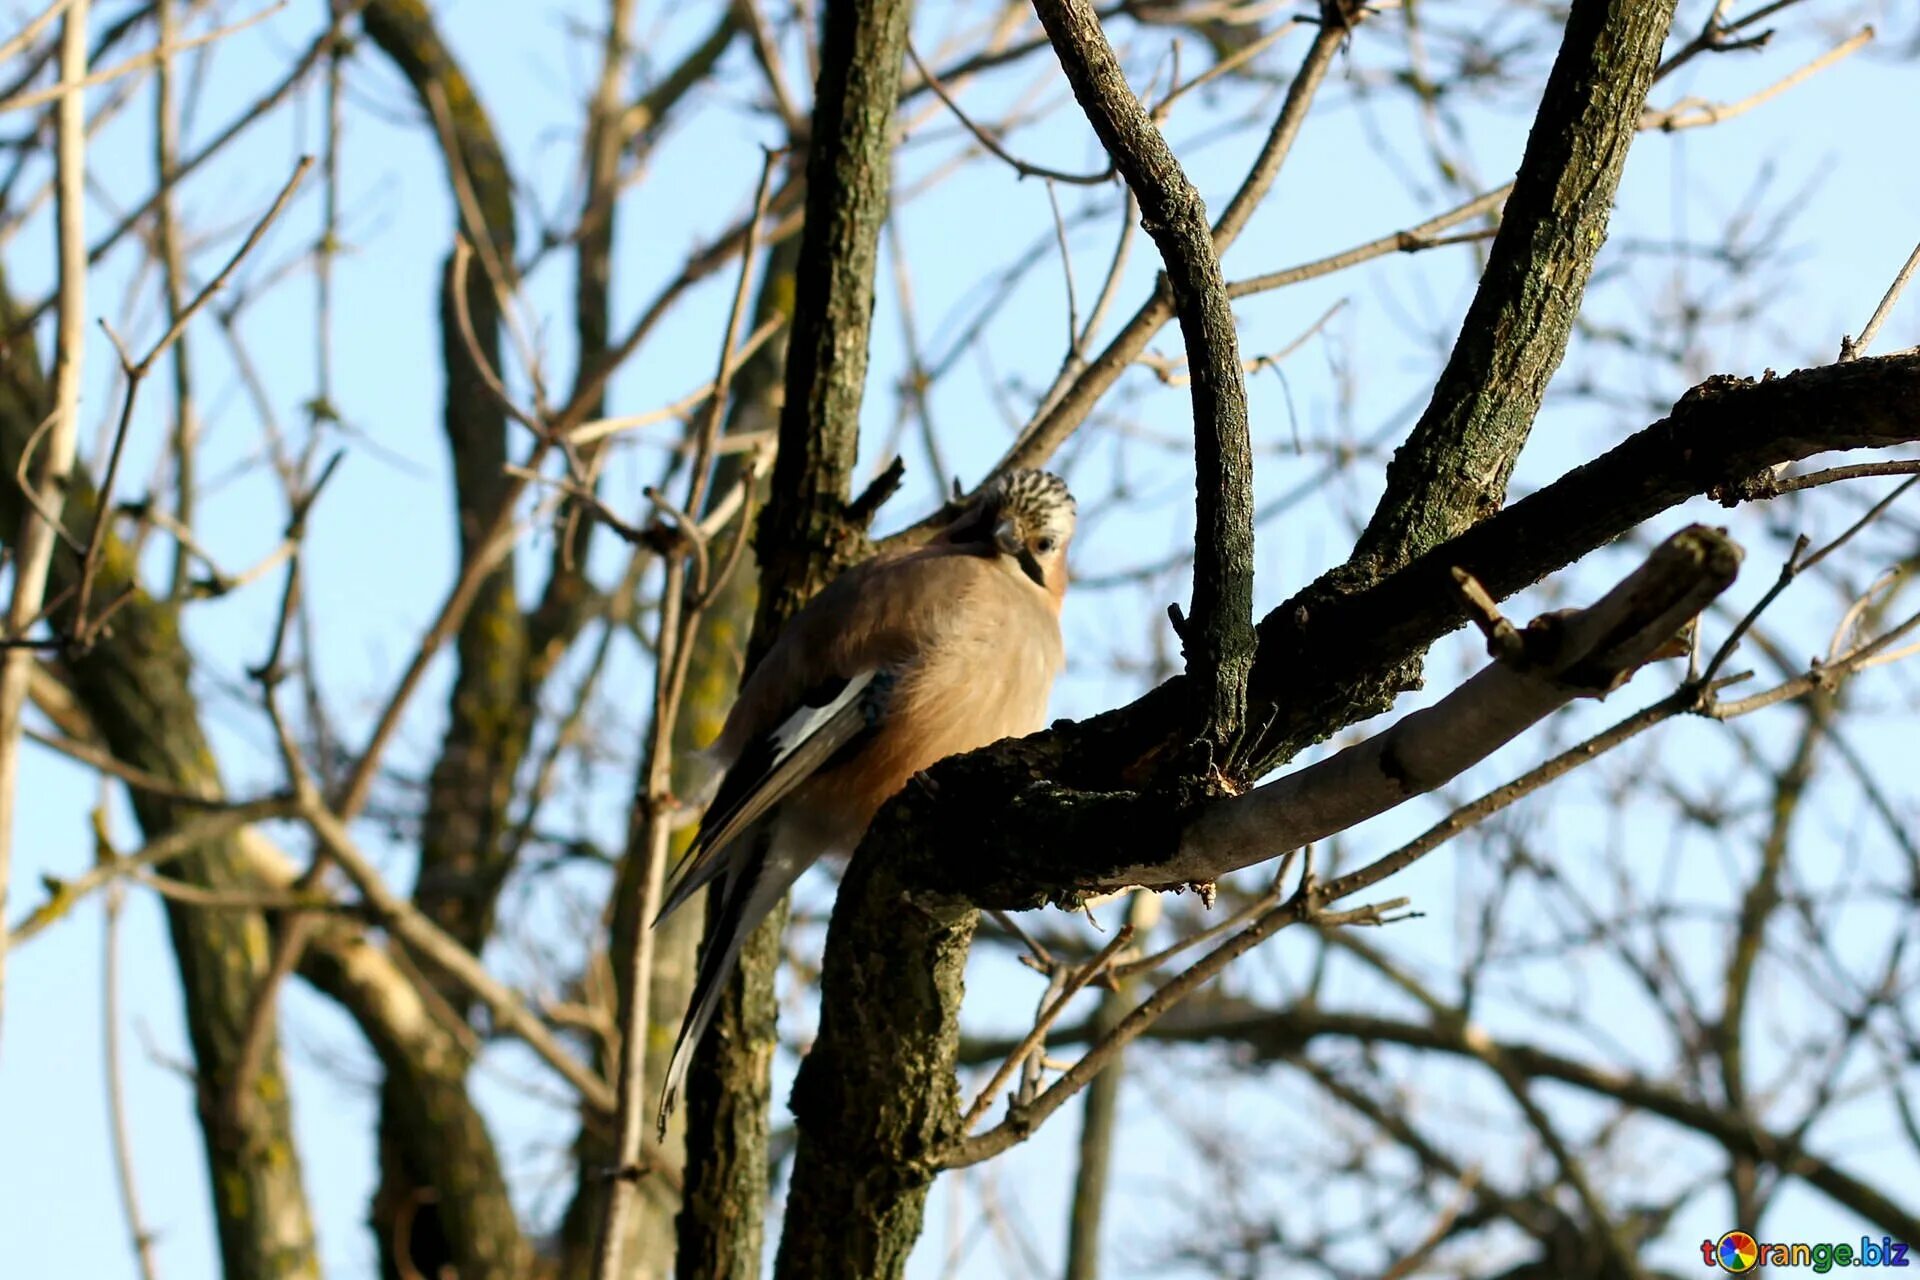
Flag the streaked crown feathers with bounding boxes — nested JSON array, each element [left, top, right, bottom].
[[985, 468, 1076, 537]]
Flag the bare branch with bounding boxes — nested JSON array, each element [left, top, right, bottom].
[[1640, 25, 1873, 133], [1159, 525, 1742, 887], [907, 40, 1115, 186], [0, 0, 87, 1043], [1841, 238, 1920, 362], [72, 156, 313, 635], [1033, 0, 1257, 754], [0, 2, 285, 116]]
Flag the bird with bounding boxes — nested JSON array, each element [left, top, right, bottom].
[[653, 468, 1076, 1125]]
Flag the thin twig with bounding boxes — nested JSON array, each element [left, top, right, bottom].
[[1378, 1167, 1483, 1280], [422, 78, 545, 415], [24, 724, 220, 804], [1657, 0, 1804, 78], [1841, 239, 1920, 362], [153, 0, 193, 601], [101, 807, 162, 1280], [1227, 188, 1508, 299], [72, 156, 313, 635], [11, 797, 300, 946], [297, 795, 615, 1112], [961, 925, 1135, 1133], [907, 40, 1114, 186], [1773, 460, 1920, 494], [593, 146, 780, 1280], [217, 453, 344, 1130], [1640, 25, 1873, 133], [0, 2, 285, 116], [1142, 297, 1346, 385], [0, 0, 79, 66], [943, 882, 1400, 1169], [1045, 181, 1080, 352], [565, 317, 782, 444]]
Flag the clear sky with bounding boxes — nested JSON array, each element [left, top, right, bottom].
[[2, 1, 1917, 1276]]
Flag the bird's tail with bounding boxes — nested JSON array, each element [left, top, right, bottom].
[[656, 827, 810, 1134]]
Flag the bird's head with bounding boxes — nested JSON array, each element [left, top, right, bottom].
[[939, 469, 1076, 598]]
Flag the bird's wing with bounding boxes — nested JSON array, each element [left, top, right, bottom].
[[654, 668, 890, 924], [656, 821, 813, 1130], [650, 547, 1052, 1126]]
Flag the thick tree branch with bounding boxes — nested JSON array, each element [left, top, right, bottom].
[[750, 0, 908, 626], [678, 2, 909, 1276], [356, 4, 534, 1273], [783, 524, 1740, 1261], [1241, 354, 1920, 771], [870, 354, 1920, 908], [1353, 0, 1680, 575], [773, 853, 975, 1280], [1032, 0, 1256, 756], [1160, 527, 1739, 885]]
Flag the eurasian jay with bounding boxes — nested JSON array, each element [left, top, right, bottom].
[[654, 468, 1076, 1121]]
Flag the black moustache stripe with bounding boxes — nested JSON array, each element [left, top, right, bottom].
[[1016, 547, 1046, 588]]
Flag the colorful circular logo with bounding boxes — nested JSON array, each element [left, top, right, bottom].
[[1715, 1231, 1760, 1273]]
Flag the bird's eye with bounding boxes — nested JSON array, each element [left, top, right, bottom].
[[1034, 536, 1057, 554]]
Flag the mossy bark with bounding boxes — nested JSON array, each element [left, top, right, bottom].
[[676, 0, 911, 1272], [357, 4, 532, 1275], [775, 853, 974, 1280], [0, 278, 319, 1280], [556, 233, 802, 1280]]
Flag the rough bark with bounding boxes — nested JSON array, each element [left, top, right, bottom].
[[774, 856, 974, 1280], [1352, 0, 1680, 577], [1032, 0, 1256, 759], [0, 279, 319, 1280], [557, 233, 802, 1280], [676, 0, 910, 1271]]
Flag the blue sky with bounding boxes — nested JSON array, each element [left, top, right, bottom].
[[3, 1, 1918, 1276]]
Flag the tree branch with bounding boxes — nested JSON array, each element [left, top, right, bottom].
[[783, 523, 1740, 1253], [1145, 1004, 1920, 1243], [1162, 527, 1739, 886], [982, 7, 1354, 497], [1032, 0, 1257, 757], [1352, 0, 1680, 576], [0, 0, 86, 1041], [865, 353, 1920, 909], [356, 4, 535, 1271], [681, 2, 911, 1276]]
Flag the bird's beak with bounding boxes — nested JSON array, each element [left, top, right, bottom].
[[996, 516, 1048, 588]]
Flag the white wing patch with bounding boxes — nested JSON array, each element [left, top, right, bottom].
[[655, 668, 884, 923]]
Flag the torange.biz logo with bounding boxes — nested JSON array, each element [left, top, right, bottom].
[[1703, 1231, 1911, 1272]]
